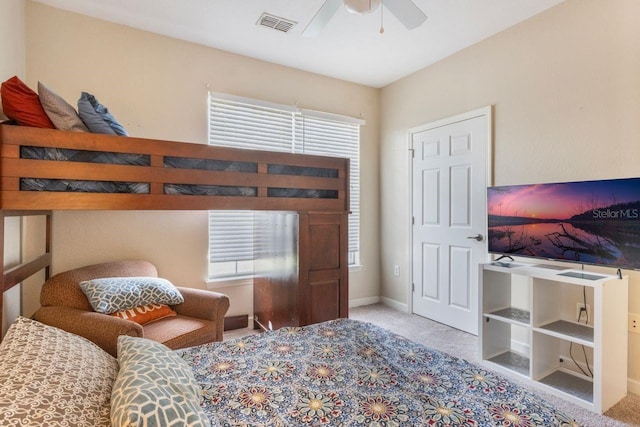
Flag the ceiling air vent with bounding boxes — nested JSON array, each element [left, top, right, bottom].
[[257, 13, 297, 33]]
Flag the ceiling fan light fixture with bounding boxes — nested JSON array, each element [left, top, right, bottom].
[[344, 0, 381, 15]]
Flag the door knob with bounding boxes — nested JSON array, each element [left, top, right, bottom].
[[467, 234, 484, 242]]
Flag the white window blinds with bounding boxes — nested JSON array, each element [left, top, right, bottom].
[[294, 114, 360, 254], [208, 93, 362, 276], [208, 211, 254, 263], [208, 96, 295, 153]]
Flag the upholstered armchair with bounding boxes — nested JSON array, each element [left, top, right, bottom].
[[33, 260, 230, 357]]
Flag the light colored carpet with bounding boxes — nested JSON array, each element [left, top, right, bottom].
[[224, 304, 640, 426], [350, 304, 640, 427]]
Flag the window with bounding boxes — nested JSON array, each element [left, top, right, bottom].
[[208, 93, 362, 279]]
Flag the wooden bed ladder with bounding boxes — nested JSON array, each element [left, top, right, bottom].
[[0, 210, 52, 339]]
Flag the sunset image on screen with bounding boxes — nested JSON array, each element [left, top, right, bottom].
[[487, 178, 640, 269]]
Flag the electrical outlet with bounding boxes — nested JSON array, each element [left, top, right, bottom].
[[576, 303, 590, 321], [393, 265, 400, 277], [629, 313, 640, 334]]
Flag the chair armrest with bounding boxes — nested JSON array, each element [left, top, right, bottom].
[[33, 306, 142, 357], [173, 287, 230, 322]]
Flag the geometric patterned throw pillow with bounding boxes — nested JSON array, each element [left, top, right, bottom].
[[111, 335, 211, 427], [80, 277, 184, 314]]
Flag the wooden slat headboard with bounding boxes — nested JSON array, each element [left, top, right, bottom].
[[0, 125, 349, 212]]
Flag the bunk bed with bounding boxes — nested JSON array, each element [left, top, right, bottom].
[[0, 124, 582, 426], [0, 123, 350, 335]]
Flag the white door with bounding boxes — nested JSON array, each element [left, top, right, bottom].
[[411, 107, 491, 335]]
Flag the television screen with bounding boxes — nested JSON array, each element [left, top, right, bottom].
[[487, 177, 640, 270]]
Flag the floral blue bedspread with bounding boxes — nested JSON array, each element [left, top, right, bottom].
[[179, 318, 579, 426]]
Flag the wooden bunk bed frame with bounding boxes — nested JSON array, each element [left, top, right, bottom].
[[0, 124, 350, 336]]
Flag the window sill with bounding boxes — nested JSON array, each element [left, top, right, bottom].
[[206, 266, 362, 288], [206, 275, 254, 290]]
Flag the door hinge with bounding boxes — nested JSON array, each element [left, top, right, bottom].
[[409, 148, 415, 158], [412, 216, 415, 225], [412, 283, 415, 292]]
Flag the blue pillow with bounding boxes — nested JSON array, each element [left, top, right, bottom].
[[79, 277, 184, 314], [77, 92, 128, 136]]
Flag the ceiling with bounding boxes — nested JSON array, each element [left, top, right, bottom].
[[31, 0, 564, 88]]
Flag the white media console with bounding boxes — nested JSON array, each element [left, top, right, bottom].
[[479, 261, 628, 413]]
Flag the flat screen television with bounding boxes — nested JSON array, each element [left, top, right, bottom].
[[487, 177, 640, 270]]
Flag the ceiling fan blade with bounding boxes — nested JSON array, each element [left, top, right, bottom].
[[303, 0, 342, 37], [384, 0, 427, 30]]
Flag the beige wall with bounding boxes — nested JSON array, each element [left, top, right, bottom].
[[25, 2, 381, 317], [1, 0, 25, 335], [0, 0, 25, 117], [380, 0, 640, 382]]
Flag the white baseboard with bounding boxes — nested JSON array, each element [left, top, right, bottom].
[[380, 297, 408, 313], [348, 296, 409, 313], [349, 296, 380, 308], [510, 339, 529, 356], [557, 352, 593, 377], [628, 378, 640, 395]]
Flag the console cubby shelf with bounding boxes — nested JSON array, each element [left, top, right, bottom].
[[485, 307, 530, 326], [479, 262, 628, 413], [534, 320, 594, 347]]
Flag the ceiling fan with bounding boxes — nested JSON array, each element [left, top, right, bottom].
[[303, 0, 427, 37]]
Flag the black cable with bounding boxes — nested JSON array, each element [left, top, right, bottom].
[[581, 286, 593, 377], [583, 286, 589, 323], [568, 286, 593, 377], [569, 304, 591, 377], [569, 341, 590, 376], [582, 345, 593, 377]]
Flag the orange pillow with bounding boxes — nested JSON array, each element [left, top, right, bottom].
[[110, 304, 177, 325], [1, 76, 55, 128]]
